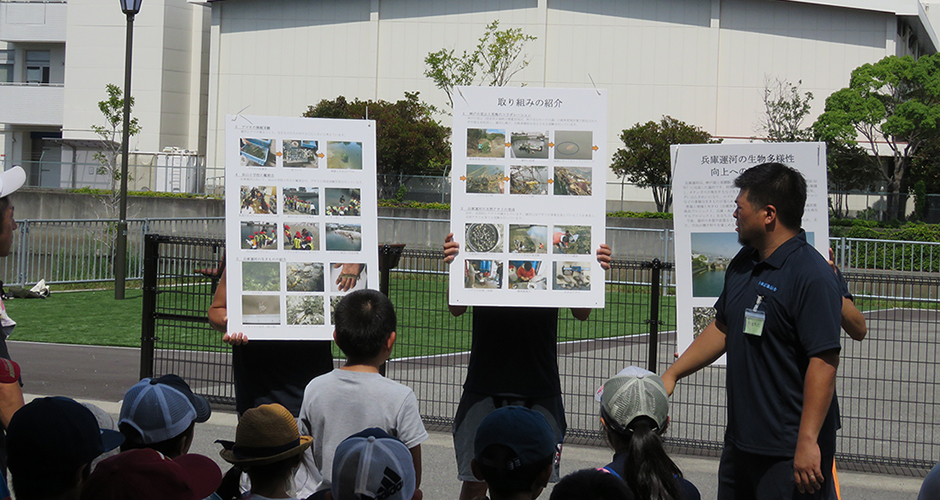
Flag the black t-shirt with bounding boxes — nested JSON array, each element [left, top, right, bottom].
[[715, 232, 842, 456], [464, 307, 560, 398], [231, 340, 333, 416]]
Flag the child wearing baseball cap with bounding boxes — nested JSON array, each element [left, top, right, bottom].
[[596, 367, 700, 500]]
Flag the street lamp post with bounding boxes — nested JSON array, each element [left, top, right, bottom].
[[115, 0, 142, 300]]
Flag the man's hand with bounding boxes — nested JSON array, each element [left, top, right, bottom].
[[793, 438, 824, 494], [222, 331, 248, 346], [596, 243, 612, 270], [443, 232, 459, 264], [334, 263, 362, 292]]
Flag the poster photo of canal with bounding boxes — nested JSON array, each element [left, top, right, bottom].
[[671, 142, 830, 359], [225, 114, 379, 340], [449, 86, 607, 308]]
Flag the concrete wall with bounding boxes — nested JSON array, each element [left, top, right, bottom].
[[9, 188, 224, 220]]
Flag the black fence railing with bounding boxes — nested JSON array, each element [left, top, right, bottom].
[[142, 235, 940, 477]]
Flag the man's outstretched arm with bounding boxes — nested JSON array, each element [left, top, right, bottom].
[[661, 320, 728, 395], [794, 349, 839, 495]]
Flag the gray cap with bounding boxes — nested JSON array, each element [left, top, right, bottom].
[[597, 366, 669, 431]]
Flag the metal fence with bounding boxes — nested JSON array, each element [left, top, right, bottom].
[[141, 232, 940, 477]]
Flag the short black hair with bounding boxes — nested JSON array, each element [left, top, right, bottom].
[[0, 196, 11, 232], [118, 421, 195, 457], [734, 162, 806, 230], [475, 444, 553, 496], [333, 289, 396, 361], [549, 468, 635, 500]]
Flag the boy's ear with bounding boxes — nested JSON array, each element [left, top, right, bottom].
[[470, 458, 484, 481], [332, 330, 338, 343], [386, 331, 397, 351]]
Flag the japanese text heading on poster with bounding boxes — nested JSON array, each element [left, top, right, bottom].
[[224, 115, 379, 340], [448, 86, 607, 308], [672, 142, 829, 358]]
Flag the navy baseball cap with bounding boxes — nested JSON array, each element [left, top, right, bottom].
[[474, 406, 556, 470]]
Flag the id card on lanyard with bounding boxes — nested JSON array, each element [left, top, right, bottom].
[[744, 294, 765, 336]]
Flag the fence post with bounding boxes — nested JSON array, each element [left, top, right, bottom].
[[378, 244, 405, 377], [646, 258, 665, 372], [14, 220, 28, 286], [139, 234, 159, 379]]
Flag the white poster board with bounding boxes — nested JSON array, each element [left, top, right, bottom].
[[672, 142, 829, 358], [448, 86, 607, 308], [224, 115, 379, 340]]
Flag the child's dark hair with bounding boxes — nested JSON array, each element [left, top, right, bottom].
[[733, 162, 806, 230], [333, 289, 396, 361], [604, 417, 682, 500], [549, 468, 634, 500], [475, 444, 553, 496]]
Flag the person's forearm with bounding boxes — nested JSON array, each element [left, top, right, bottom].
[[411, 445, 422, 487], [208, 270, 228, 333], [841, 298, 867, 341], [799, 351, 839, 447], [0, 382, 24, 428], [662, 320, 727, 394]]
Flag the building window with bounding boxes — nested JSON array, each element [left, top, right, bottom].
[[0, 50, 12, 83], [25, 50, 50, 84]]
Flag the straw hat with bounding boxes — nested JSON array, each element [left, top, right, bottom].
[[218, 404, 312, 466]]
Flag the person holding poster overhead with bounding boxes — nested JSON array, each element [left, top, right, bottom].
[[444, 233, 611, 500], [208, 268, 334, 417], [662, 163, 843, 500]]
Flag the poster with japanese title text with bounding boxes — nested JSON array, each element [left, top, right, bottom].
[[672, 142, 829, 360], [224, 115, 379, 340], [448, 86, 607, 308]]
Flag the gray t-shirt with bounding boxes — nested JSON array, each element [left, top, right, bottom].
[[294, 369, 427, 498]]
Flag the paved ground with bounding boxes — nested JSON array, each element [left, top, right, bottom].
[[11, 341, 929, 499]]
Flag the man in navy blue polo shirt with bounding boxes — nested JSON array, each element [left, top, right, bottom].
[[663, 163, 842, 499]]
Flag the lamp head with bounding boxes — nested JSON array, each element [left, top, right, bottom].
[[120, 0, 142, 15]]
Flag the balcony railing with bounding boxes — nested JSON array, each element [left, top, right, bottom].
[[0, 83, 63, 126], [0, 0, 67, 43]]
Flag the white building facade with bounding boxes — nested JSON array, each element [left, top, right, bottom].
[[205, 0, 939, 210], [0, 0, 210, 191]]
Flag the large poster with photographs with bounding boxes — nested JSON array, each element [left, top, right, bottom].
[[225, 115, 379, 340], [672, 142, 829, 361], [448, 86, 607, 308]]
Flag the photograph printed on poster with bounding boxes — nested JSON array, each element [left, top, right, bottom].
[[286, 296, 325, 326], [509, 224, 548, 254], [327, 141, 364, 169], [239, 138, 276, 167], [509, 165, 549, 195], [325, 223, 363, 251], [467, 128, 506, 158], [466, 165, 506, 194], [690, 232, 739, 298], [285, 222, 319, 251], [324, 188, 361, 216], [330, 263, 368, 293], [283, 187, 319, 216], [330, 295, 343, 324], [553, 167, 592, 196], [240, 185, 277, 215], [241, 262, 280, 292], [510, 130, 549, 159], [464, 259, 502, 289], [553, 131, 594, 160], [508, 260, 547, 290], [464, 223, 504, 253], [240, 221, 278, 250], [553, 261, 591, 291], [286, 262, 324, 292], [693, 307, 717, 340], [242, 295, 280, 325], [552, 225, 591, 255], [283, 139, 320, 168]]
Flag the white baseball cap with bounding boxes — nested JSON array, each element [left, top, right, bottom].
[[0, 166, 26, 198]]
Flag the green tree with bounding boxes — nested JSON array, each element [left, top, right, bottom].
[[424, 20, 536, 107], [610, 116, 719, 212], [91, 83, 140, 219], [759, 78, 814, 142], [304, 92, 450, 176], [813, 53, 940, 220]]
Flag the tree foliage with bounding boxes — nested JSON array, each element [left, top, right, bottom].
[[91, 83, 140, 219], [304, 92, 451, 176], [759, 78, 814, 142], [813, 53, 940, 220], [610, 116, 719, 212], [424, 20, 536, 107]]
